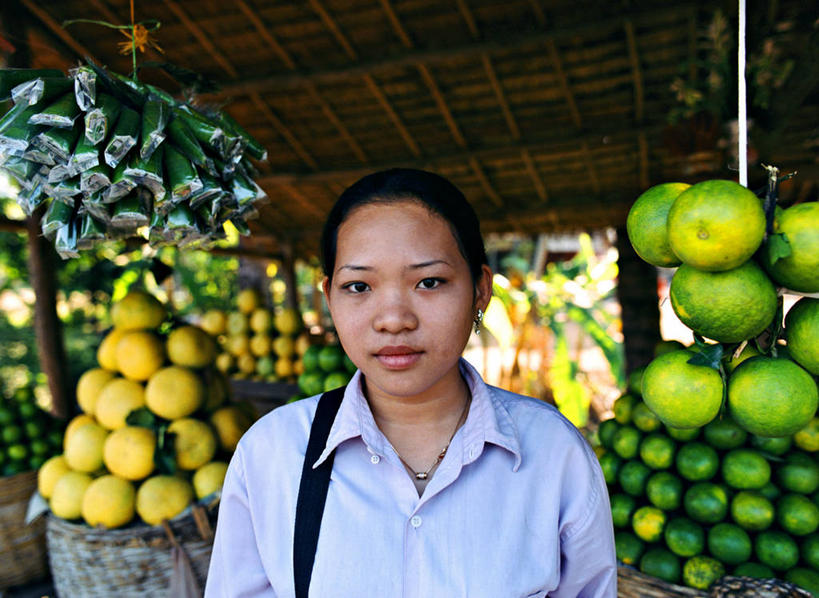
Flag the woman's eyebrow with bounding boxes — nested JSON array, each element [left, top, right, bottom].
[[337, 264, 372, 272], [409, 260, 450, 269]]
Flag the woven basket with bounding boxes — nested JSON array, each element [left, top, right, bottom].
[[46, 503, 216, 597], [618, 565, 707, 598], [0, 470, 48, 589]]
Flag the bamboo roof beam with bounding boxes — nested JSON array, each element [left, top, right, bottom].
[[308, 0, 358, 61], [469, 157, 504, 208], [527, 0, 548, 26], [581, 141, 601, 194], [521, 149, 549, 202], [19, 0, 100, 63], [454, 0, 480, 39], [363, 74, 421, 157], [249, 94, 319, 171], [280, 183, 327, 220], [546, 40, 582, 129], [638, 132, 649, 189], [483, 54, 521, 140], [163, 0, 238, 77], [624, 20, 645, 123], [235, 0, 296, 70]]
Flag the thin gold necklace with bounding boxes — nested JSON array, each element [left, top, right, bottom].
[[392, 396, 471, 480]]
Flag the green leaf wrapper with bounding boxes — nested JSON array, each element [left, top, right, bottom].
[[11, 77, 73, 107], [211, 109, 267, 161], [71, 66, 96, 111], [28, 92, 80, 128], [80, 164, 112, 194], [84, 93, 121, 146], [174, 106, 226, 153], [54, 217, 80, 259], [110, 188, 151, 228], [139, 99, 168, 160], [104, 106, 139, 168], [0, 104, 46, 155], [104, 160, 137, 203], [77, 212, 107, 249], [71, 134, 101, 174], [45, 177, 82, 205], [0, 155, 40, 188], [167, 115, 208, 166], [164, 144, 202, 205], [0, 68, 63, 100], [80, 191, 112, 224], [41, 198, 74, 239], [125, 145, 166, 202], [17, 178, 47, 216], [32, 124, 80, 164]]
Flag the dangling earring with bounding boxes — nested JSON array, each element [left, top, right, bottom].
[[474, 308, 484, 335]]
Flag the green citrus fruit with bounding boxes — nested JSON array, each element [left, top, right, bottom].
[[732, 562, 775, 579], [627, 367, 646, 396], [610, 493, 637, 528], [785, 298, 819, 375], [707, 522, 752, 566], [785, 568, 819, 597], [640, 433, 676, 470], [642, 350, 723, 429], [724, 342, 761, 374], [640, 548, 681, 584], [761, 202, 819, 293], [750, 434, 792, 456], [626, 182, 690, 267], [633, 505, 667, 542], [702, 417, 746, 450], [800, 533, 819, 570], [666, 426, 700, 441], [670, 262, 777, 343], [777, 493, 819, 536], [612, 426, 642, 460], [613, 394, 638, 424], [779, 453, 819, 495], [664, 517, 705, 557], [317, 345, 344, 373], [721, 449, 771, 489], [632, 402, 662, 433], [619, 460, 652, 497], [615, 531, 645, 565], [684, 482, 729, 524], [728, 357, 819, 437], [682, 555, 726, 590], [646, 471, 684, 511], [731, 491, 774, 531], [655, 340, 686, 357], [755, 530, 799, 571], [598, 451, 622, 484], [667, 179, 765, 272], [598, 419, 620, 449], [676, 442, 719, 482], [794, 418, 819, 453], [758, 482, 781, 503]]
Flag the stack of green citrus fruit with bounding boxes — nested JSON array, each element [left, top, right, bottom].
[[293, 343, 357, 401], [599, 371, 819, 595], [0, 383, 65, 477], [39, 289, 256, 530]]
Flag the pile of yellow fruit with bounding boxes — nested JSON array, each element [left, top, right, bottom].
[[199, 288, 311, 382], [38, 289, 255, 529]]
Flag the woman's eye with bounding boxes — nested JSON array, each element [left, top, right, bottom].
[[418, 277, 443, 289], [342, 281, 370, 293]]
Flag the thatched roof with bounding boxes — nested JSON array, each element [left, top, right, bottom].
[[9, 0, 819, 256]]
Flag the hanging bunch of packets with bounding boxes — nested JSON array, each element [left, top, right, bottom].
[[0, 64, 268, 258]]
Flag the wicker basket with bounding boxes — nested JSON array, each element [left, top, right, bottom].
[[618, 565, 707, 598], [0, 470, 48, 589], [46, 503, 216, 597]]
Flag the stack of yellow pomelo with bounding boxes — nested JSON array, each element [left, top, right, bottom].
[[39, 289, 257, 530], [202, 287, 312, 383]]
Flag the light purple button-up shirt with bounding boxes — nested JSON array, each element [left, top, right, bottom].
[[205, 359, 616, 597]]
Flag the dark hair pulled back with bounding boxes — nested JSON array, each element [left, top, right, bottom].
[[321, 168, 488, 285]]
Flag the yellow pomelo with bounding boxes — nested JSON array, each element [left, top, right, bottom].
[[111, 290, 166, 331], [136, 475, 194, 526], [95, 378, 145, 430], [64, 414, 97, 450], [215, 352, 235, 374], [116, 331, 166, 381], [168, 418, 217, 471], [641, 350, 723, 429], [97, 328, 127, 372], [295, 333, 312, 356], [50, 471, 93, 520], [274, 308, 301, 336], [249, 334, 272, 357], [761, 202, 819, 293], [103, 426, 156, 481], [249, 308, 273, 333], [193, 461, 229, 500], [202, 370, 229, 412], [64, 422, 108, 472], [236, 288, 262, 315], [76, 368, 116, 415], [275, 357, 294, 378], [145, 366, 204, 420], [785, 298, 819, 375], [226, 333, 250, 357], [210, 406, 253, 452], [226, 311, 249, 336], [272, 336, 295, 358], [236, 353, 256, 375], [670, 262, 777, 343], [667, 180, 765, 271], [626, 182, 689, 267], [199, 309, 227, 336], [81, 475, 136, 529], [166, 325, 217, 368], [38, 455, 71, 499], [728, 357, 819, 437], [794, 418, 819, 453]]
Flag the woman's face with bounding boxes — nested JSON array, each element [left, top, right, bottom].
[[324, 200, 492, 402]]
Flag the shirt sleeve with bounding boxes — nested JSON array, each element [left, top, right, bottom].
[[549, 441, 617, 598], [204, 448, 277, 598]]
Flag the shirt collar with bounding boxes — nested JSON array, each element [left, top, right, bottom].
[[313, 358, 522, 471]]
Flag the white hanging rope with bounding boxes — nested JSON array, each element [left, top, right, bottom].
[[738, 0, 748, 186]]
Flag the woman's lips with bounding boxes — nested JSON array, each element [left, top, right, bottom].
[[374, 346, 423, 369]]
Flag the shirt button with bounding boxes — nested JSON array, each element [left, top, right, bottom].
[[410, 516, 422, 528], [469, 446, 478, 459], [370, 454, 380, 464]]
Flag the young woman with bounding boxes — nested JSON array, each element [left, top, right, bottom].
[[205, 169, 616, 597]]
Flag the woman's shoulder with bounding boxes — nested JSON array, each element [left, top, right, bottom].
[[236, 395, 321, 454]]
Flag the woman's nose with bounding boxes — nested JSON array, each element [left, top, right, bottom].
[[372, 293, 418, 333]]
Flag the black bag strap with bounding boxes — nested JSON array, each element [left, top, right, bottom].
[[293, 385, 346, 598]]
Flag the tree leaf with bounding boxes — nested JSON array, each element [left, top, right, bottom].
[[687, 341, 723, 370], [125, 406, 158, 429], [767, 233, 792, 264], [154, 426, 177, 475]]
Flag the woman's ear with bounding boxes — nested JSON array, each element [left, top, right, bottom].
[[476, 265, 493, 312], [321, 277, 331, 307]]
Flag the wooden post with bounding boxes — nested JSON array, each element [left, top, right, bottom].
[[615, 226, 661, 374], [280, 240, 299, 312], [2, 3, 70, 418]]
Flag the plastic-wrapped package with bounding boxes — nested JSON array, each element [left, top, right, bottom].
[[32, 125, 80, 164], [80, 164, 112, 194], [45, 177, 82, 205], [84, 93, 121, 146], [47, 163, 74, 184], [0, 104, 45, 156], [104, 106, 139, 167], [164, 144, 202, 204], [71, 134, 101, 174], [189, 168, 225, 211], [11, 77, 73, 107], [79, 191, 111, 223], [54, 218, 80, 259], [167, 115, 208, 167], [104, 160, 137, 203], [0, 155, 39, 188], [16, 177, 47, 216], [211, 109, 267, 161], [72, 66, 97, 111], [139, 99, 168, 160], [110, 188, 151, 228], [28, 92, 80, 128], [41, 197, 74, 239], [174, 106, 226, 155], [77, 212, 106, 249], [124, 145, 165, 202], [0, 68, 63, 99]]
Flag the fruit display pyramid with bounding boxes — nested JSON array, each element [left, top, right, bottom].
[[599, 178, 819, 593], [39, 289, 256, 529]]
